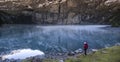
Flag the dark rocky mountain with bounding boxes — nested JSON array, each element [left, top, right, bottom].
[[0, 0, 120, 26]]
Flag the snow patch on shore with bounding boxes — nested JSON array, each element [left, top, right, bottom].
[[2, 49, 45, 60]]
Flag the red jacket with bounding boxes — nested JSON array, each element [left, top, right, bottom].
[[84, 44, 88, 49]]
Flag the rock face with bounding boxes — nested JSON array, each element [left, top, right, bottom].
[[0, 0, 120, 25]]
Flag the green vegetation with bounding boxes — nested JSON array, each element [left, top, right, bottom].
[[65, 46, 120, 62], [22, 60, 31, 62], [65, 58, 81, 62], [43, 59, 59, 62], [110, 12, 120, 27]]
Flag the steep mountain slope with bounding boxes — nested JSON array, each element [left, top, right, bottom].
[[0, 0, 120, 25]]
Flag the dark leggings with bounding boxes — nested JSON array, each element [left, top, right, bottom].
[[84, 49, 87, 55]]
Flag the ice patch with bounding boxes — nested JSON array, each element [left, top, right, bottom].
[[2, 49, 45, 60]]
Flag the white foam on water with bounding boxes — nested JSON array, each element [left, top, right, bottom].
[[2, 49, 45, 60]]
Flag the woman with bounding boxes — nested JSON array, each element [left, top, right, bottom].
[[83, 41, 88, 55]]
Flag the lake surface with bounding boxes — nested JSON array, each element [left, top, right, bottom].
[[0, 25, 120, 54]]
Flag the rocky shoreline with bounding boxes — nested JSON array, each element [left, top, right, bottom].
[[0, 48, 100, 62], [1, 43, 120, 62]]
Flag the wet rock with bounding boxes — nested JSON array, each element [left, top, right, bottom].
[[75, 48, 83, 54], [59, 59, 64, 62], [115, 43, 120, 46], [91, 49, 98, 52], [0, 56, 2, 62], [67, 52, 75, 56]]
